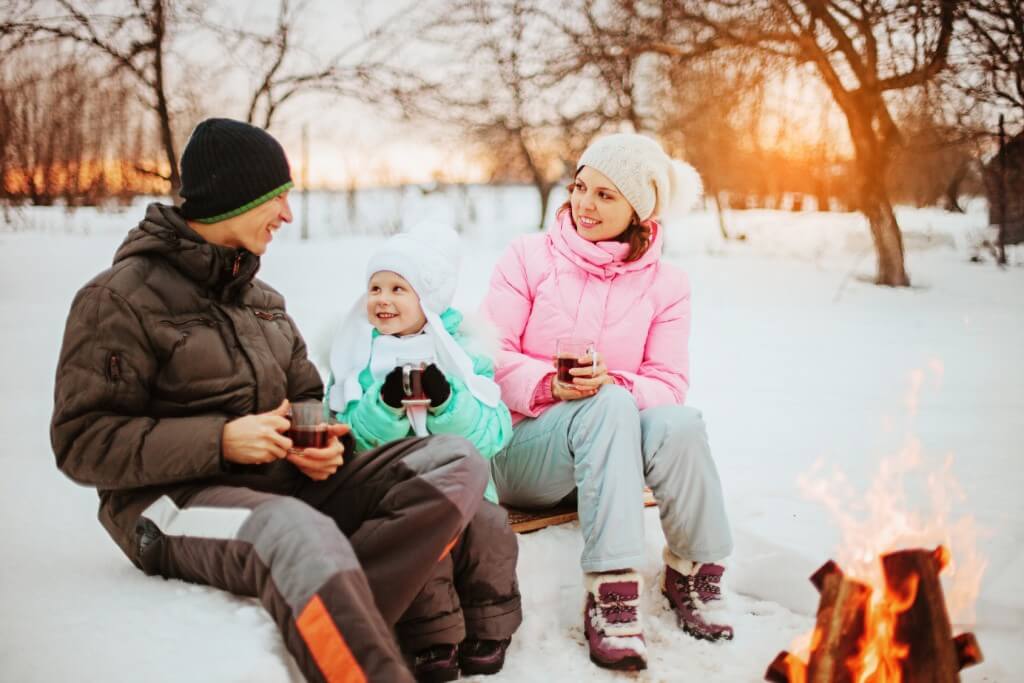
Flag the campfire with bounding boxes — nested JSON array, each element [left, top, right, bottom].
[[765, 546, 983, 682], [765, 367, 987, 683]]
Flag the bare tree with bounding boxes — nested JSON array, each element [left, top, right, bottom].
[[537, 0, 957, 286], [407, 0, 632, 229], [0, 43, 160, 205], [201, 0, 433, 131], [958, 0, 1024, 130], [2, 0, 200, 198]]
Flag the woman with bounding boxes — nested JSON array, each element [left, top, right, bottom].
[[482, 133, 734, 671]]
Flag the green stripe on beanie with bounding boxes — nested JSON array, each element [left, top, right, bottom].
[[192, 181, 294, 224]]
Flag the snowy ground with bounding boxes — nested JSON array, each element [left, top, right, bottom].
[[1, 192, 1022, 682]]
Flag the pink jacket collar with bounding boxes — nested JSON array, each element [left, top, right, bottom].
[[548, 209, 663, 278]]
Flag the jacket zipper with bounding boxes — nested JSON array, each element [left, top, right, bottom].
[[160, 317, 214, 328], [108, 353, 121, 382], [231, 254, 242, 277], [254, 310, 285, 321]]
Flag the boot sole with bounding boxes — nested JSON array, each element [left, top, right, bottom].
[[460, 660, 504, 676], [663, 590, 735, 642], [682, 621, 734, 642], [415, 668, 460, 683], [589, 653, 648, 672]]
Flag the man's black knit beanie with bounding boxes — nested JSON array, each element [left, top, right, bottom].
[[179, 118, 293, 223]]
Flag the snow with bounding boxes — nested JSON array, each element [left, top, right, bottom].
[[1, 192, 1021, 682]]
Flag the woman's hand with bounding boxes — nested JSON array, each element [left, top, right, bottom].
[[222, 400, 293, 465], [287, 423, 352, 481], [569, 353, 616, 390], [550, 353, 615, 401]]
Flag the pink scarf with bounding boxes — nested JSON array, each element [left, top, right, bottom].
[[547, 209, 663, 279]]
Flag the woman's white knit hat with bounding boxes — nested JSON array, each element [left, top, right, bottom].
[[577, 133, 703, 223]]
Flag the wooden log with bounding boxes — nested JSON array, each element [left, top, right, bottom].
[[805, 561, 871, 683], [880, 546, 965, 681], [765, 650, 807, 683], [953, 633, 983, 670]]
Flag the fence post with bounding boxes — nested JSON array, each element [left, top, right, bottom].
[[997, 115, 1007, 266], [301, 123, 310, 241]]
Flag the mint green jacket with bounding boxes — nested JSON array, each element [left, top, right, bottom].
[[326, 308, 512, 503]]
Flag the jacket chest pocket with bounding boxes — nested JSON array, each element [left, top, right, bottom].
[[250, 308, 295, 369], [154, 317, 242, 399]]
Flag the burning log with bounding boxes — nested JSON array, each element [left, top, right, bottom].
[[765, 546, 983, 682]]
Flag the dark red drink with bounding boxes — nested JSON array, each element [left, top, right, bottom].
[[556, 356, 586, 384], [286, 426, 328, 449], [403, 368, 428, 401]]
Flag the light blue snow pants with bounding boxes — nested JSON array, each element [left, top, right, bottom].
[[491, 385, 733, 572]]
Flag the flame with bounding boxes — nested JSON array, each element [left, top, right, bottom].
[[850, 573, 918, 681], [790, 364, 987, 681]]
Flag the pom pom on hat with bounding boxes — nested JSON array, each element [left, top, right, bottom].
[[577, 133, 702, 224]]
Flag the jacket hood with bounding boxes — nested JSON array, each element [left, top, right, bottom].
[[113, 203, 260, 301], [547, 208, 663, 279]]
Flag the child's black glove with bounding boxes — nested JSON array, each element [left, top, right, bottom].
[[380, 367, 405, 408], [422, 363, 451, 407]]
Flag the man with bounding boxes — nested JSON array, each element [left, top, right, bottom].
[[51, 118, 518, 682]]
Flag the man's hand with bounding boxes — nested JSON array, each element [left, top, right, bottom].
[[287, 423, 351, 481], [222, 400, 292, 465]]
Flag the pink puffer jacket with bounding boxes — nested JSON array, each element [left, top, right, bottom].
[[482, 209, 691, 424]]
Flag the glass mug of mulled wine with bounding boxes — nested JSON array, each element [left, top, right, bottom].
[[397, 356, 433, 406], [555, 338, 597, 389], [285, 402, 330, 450]]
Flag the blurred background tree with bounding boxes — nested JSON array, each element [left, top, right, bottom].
[[2, 0, 1021, 285]]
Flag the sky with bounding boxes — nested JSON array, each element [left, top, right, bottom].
[[193, 0, 484, 189]]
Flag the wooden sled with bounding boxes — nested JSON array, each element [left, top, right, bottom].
[[507, 488, 657, 534]]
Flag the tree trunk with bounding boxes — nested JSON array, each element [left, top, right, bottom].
[[943, 160, 967, 213], [151, 0, 181, 201], [860, 172, 909, 286], [711, 187, 730, 239], [536, 180, 553, 231], [847, 104, 910, 286]]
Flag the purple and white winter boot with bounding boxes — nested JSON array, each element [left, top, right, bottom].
[[662, 548, 734, 642], [583, 571, 647, 671]]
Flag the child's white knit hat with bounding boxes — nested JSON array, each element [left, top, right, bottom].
[[364, 223, 460, 314], [577, 133, 703, 223], [328, 223, 501, 417]]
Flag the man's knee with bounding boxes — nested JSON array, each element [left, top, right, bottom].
[[248, 496, 359, 577], [427, 434, 488, 491], [402, 434, 488, 521]]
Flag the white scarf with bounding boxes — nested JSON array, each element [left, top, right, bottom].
[[328, 296, 501, 436]]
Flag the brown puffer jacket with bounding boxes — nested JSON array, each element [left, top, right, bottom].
[[51, 203, 323, 566]]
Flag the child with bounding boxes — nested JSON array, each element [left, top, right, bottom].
[[328, 223, 520, 681]]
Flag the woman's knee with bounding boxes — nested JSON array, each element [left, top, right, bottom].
[[573, 384, 639, 432], [641, 405, 709, 450]]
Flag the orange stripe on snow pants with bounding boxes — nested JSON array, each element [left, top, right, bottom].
[[296, 594, 367, 683], [438, 535, 459, 562]]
